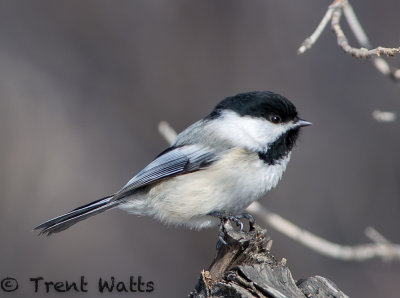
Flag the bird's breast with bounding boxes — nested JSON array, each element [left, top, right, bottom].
[[146, 148, 290, 225]]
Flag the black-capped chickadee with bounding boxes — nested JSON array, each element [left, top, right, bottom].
[[35, 91, 310, 238]]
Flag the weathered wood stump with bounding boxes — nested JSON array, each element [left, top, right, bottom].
[[190, 223, 348, 298]]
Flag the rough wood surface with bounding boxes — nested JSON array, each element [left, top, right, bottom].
[[189, 223, 349, 298]]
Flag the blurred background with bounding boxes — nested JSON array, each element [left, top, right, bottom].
[[1, 0, 399, 297]]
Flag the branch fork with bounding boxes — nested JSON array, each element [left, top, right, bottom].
[[298, 0, 400, 82]]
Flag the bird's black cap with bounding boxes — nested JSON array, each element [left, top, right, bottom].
[[207, 91, 298, 123]]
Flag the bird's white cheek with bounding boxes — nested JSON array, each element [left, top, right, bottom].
[[212, 111, 288, 151], [245, 121, 297, 151], [248, 122, 284, 146]]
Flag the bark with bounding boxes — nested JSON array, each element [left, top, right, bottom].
[[189, 223, 348, 298]]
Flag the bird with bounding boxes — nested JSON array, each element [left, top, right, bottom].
[[35, 91, 310, 240]]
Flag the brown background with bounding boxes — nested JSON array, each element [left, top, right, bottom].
[[1, 1, 399, 297]]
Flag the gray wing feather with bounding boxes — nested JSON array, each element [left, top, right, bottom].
[[34, 145, 217, 236], [112, 145, 217, 200]]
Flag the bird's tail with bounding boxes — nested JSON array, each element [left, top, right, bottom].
[[34, 195, 119, 236]]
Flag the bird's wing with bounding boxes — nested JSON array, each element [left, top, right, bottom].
[[33, 144, 218, 236], [112, 144, 218, 201]]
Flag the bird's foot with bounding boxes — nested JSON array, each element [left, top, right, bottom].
[[209, 211, 256, 247]]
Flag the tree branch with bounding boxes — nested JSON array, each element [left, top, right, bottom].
[[247, 202, 400, 261], [298, 0, 400, 84]]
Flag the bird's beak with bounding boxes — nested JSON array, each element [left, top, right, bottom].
[[296, 119, 312, 127]]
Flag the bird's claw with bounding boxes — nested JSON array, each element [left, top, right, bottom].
[[210, 211, 256, 247], [217, 224, 228, 248], [228, 216, 244, 230], [234, 213, 255, 231]]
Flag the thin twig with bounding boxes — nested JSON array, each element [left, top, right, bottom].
[[341, 0, 371, 48], [371, 110, 396, 122], [298, 0, 400, 82], [247, 202, 400, 261], [158, 121, 178, 145], [297, 5, 335, 54], [365, 226, 391, 245]]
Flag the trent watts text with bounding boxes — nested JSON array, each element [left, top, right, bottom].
[[1, 276, 154, 294], [30, 276, 154, 293]]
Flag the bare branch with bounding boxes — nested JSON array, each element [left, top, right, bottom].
[[365, 226, 391, 245], [372, 110, 396, 122], [298, 0, 400, 83], [297, 5, 335, 54], [158, 121, 178, 145], [247, 202, 400, 261], [341, 0, 371, 48]]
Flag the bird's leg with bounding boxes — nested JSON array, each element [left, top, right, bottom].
[[217, 220, 228, 247], [209, 211, 256, 246], [209, 211, 230, 246]]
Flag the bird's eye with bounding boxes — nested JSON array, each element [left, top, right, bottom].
[[269, 115, 282, 124]]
